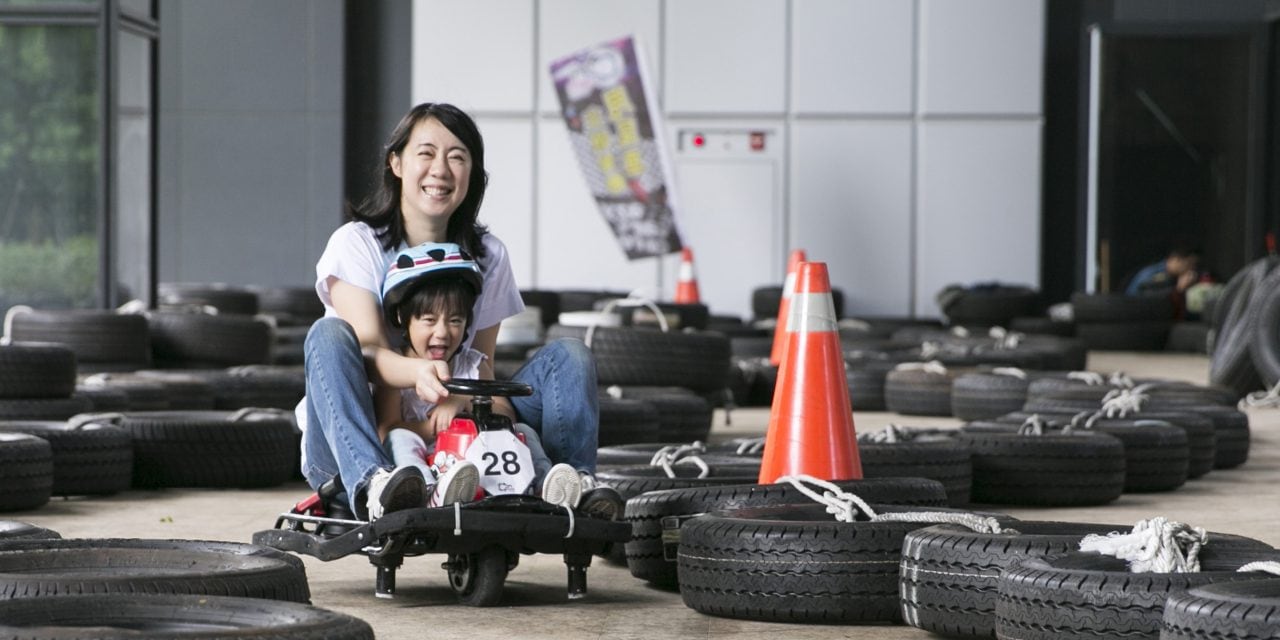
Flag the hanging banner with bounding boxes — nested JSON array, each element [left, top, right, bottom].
[[549, 36, 683, 259]]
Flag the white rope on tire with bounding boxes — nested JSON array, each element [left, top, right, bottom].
[[776, 475, 1007, 534], [658, 455, 710, 479], [1017, 414, 1050, 436], [894, 360, 948, 376], [858, 424, 915, 444], [1077, 516, 1207, 573], [991, 367, 1027, 379], [1238, 561, 1280, 575], [1068, 371, 1106, 386], [0, 304, 33, 346], [733, 437, 766, 455], [648, 442, 705, 467], [1100, 386, 1149, 418]]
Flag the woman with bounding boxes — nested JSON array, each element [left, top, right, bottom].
[[299, 103, 603, 520]]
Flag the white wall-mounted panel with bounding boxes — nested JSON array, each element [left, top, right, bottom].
[[662, 119, 784, 320], [916, 120, 1042, 318], [790, 120, 913, 317], [664, 0, 787, 114], [475, 118, 535, 286], [791, 0, 915, 114], [535, 117, 662, 292], [919, 0, 1044, 115], [538, 0, 662, 115], [412, 0, 534, 111]]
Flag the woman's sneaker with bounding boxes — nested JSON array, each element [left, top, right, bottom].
[[428, 460, 480, 508], [363, 466, 427, 521], [541, 463, 584, 508]]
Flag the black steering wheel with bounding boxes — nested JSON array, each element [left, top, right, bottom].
[[442, 378, 533, 398]]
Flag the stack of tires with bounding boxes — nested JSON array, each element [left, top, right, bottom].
[[1070, 291, 1175, 351], [0, 525, 373, 637], [1210, 256, 1280, 397]]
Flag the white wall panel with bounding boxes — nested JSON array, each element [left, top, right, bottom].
[[537, 0, 662, 115], [412, 0, 534, 111], [664, 0, 787, 114], [791, 0, 915, 114], [919, 0, 1044, 114], [535, 117, 662, 292], [791, 120, 913, 317], [662, 119, 785, 320], [475, 118, 535, 286], [915, 121, 1042, 317]]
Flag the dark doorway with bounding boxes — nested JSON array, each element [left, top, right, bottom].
[[1086, 24, 1266, 291]]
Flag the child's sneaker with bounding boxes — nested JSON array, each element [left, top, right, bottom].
[[541, 463, 584, 509], [363, 466, 427, 521], [428, 460, 480, 507]]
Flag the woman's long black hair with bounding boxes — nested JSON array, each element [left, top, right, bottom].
[[347, 103, 489, 259]]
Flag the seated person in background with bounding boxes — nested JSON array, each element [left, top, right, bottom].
[[1126, 246, 1201, 296]]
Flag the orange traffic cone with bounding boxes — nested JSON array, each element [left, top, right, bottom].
[[758, 261, 862, 483], [769, 249, 807, 366], [674, 247, 700, 304]]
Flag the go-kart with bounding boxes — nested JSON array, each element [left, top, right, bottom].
[[253, 378, 629, 606]]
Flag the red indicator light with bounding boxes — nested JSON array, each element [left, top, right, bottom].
[[692, 134, 705, 148], [750, 131, 765, 151]]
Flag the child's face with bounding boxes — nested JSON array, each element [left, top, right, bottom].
[[405, 302, 467, 361]]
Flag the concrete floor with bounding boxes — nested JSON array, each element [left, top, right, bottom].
[[13, 351, 1280, 639]]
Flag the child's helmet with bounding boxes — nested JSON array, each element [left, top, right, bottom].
[[381, 242, 482, 326]]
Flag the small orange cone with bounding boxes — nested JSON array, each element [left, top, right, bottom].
[[674, 247, 700, 304], [769, 249, 807, 366], [758, 261, 862, 483]]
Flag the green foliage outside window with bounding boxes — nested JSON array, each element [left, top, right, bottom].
[[0, 23, 100, 310]]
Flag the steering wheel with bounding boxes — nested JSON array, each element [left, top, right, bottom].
[[442, 378, 533, 398]]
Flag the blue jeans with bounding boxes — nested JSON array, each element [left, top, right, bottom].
[[508, 338, 599, 473], [302, 320, 599, 513]]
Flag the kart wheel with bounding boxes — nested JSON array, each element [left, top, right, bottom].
[[447, 546, 507, 607]]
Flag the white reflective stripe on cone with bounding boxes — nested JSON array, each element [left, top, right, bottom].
[[786, 292, 838, 333], [781, 272, 796, 300], [678, 261, 695, 280]]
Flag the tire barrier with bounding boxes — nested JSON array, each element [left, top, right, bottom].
[[0, 434, 52, 512], [956, 423, 1126, 506], [0, 593, 373, 640], [70, 410, 298, 489], [5, 309, 152, 372], [0, 538, 311, 603], [625, 477, 947, 589], [1163, 576, 1280, 640], [0, 420, 132, 496]]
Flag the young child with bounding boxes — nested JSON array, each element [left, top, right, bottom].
[[375, 242, 585, 508]]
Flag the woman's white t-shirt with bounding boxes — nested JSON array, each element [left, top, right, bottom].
[[296, 222, 525, 442]]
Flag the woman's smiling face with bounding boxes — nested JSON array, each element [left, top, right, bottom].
[[390, 117, 472, 224]]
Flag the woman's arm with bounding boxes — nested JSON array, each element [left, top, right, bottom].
[[330, 278, 452, 402]]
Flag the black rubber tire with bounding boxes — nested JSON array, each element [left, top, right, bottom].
[[901, 523, 1271, 639], [519, 289, 562, 328], [679, 503, 1016, 624], [76, 374, 173, 411], [1248, 273, 1280, 387], [604, 387, 713, 442], [1071, 292, 1176, 322], [594, 463, 763, 500], [858, 438, 973, 505], [1168, 321, 1211, 354], [0, 396, 93, 421], [938, 285, 1041, 327], [1211, 259, 1277, 395], [124, 370, 216, 410], [885, 367, 955, 416], [847, 364, 890, 411], [0, 521, 59, 541], [0, 421, 133, 496], [147, 311, 273, 367], [624, 477, 949, 588], [597, 396, 660, 446], [76, 410, 298, 489], [0, 433, 52, 512], [447, 546, 508, 607], [1162, 578, 1280, 640], [1075, 320, 1173, 351], [0, 343, 76, 399], [0, 538, 311, 603], [751, 286, 784, 321], [248, 285, 325, 322], [955, 430, 1126, 506], [158, 282, 260, 315], [996, 548, 1280, 640], [7, 310, 151, 369], [547, 325, 731, 393], [951, 372, 1029, 421], [1009, 315, 1075, 336], [0, 593, 372, 639]]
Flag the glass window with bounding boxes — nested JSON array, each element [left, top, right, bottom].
[[114, 28, 151, 305], [0, 24, 101, 310]]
